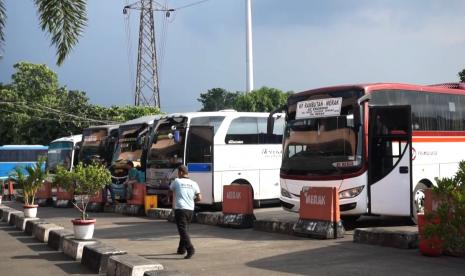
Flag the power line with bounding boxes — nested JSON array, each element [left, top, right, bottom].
[[174, 0, 211, 11], [0, 101, 119, 124]]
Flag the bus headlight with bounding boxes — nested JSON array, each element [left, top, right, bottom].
[[339, 186, 364, 199], [281, 187, 291, 198]]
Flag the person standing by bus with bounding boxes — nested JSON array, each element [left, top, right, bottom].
[[170, 165, 201, 259]]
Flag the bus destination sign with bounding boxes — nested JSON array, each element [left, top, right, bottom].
[[296, 97, 342, 119]]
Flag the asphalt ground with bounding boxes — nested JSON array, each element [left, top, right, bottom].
[[1, 201, 465, 276], [0, 221, 96, 275]]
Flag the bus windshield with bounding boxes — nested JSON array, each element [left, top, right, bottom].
[[80, 128, 109, 164], [47, 141, 73, 172], [147, 117, 187, 169], [113, 124, 148, 163], [282, 89, 363, 176]]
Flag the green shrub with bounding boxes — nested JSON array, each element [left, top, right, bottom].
[[9, 157, 48, 205], [55, 162, 111, 220], [424, 161, 465, 256]]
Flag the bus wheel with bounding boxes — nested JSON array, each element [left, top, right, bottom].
[[412, 182, 428, 224], [341, 215, 360, 226]]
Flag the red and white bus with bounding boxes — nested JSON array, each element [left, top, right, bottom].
[[271, 82, 465, 222]]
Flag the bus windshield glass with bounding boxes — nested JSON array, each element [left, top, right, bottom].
[[80, 128, 109, 164], [113, 124, 148, 163], [47, 141, 73, 172], [282, 89, 363, 176], [147, 117, 187, 169]]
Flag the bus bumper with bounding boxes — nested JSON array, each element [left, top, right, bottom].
[[280, 192, 367, 215]]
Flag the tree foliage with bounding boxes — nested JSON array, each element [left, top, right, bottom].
[[197, 88, 238, 111], [0, 62, 162, 145], [0, 0, 88, 65], [459, 69, 465, 82], [55, 163, 111, 220], [198, 86, 292, 112]]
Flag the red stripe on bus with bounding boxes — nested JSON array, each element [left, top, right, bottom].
[[412, 131, 465, 136], [413, 137, 465, 142]]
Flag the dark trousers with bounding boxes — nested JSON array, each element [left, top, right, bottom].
[[102, 184, 115, 203], [175, 209, 194, 252]]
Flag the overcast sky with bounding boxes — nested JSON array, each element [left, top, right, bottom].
[[1, 0, 464, 113]]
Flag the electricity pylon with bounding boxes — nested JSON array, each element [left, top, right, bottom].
[[124, 1, 173, 108]]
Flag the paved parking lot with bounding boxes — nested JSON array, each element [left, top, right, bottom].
[[2, 201, 465, 275]]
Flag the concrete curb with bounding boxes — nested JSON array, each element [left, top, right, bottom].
[[62, 236, 98, 260], [25, 219, 49, 236], [2, 209, 22, 223], [146, 208, 172, 220], [34, 223, 64, 242], [144, 270, 188, 276], [353, 227, 419, 249], [107, 254, 163, 276], [87, 202, 104, 212], [0, 206, 12, 218], [16, 216, 39, 231], [9, 212, 24, 226], [81, 242, 127, 274], [104, 203, 146, 216], [53, 199, 72, 208], [48, 228, 74, 251], [253, 219, 295, 235], [194, 212, 223, 226], [36, 198, 52, 207]]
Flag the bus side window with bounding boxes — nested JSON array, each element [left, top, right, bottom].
[[225, 117, 259, 144]]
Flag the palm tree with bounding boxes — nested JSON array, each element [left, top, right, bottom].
[[24, 157, 48, 206], [0, 0, 88, 65]]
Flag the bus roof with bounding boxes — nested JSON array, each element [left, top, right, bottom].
[[293, 82, 465, 98], [120, 115, 162, 127], [0, 145, 48, 150], [85, 124, 119, 131], [50, 135, 83, 144], [161, 111, 273, 120]]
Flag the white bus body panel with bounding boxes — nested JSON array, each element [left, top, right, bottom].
[[411, 139, 462, 187], [190, 170, 214, 204], [213, 144, 281, 202]]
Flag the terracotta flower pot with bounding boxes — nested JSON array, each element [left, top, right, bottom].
[[418, 213, 443, 257], [71, 218, 96, 240]]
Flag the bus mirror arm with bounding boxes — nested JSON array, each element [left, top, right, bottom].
[[267, 105, 286, 135]]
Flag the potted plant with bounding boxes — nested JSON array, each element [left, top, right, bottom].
[[10, 157, 48, 218], [56, 162, 111, 240], [423, 160, 465, 257]]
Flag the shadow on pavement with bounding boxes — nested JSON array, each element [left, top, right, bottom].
[[247, 240, 465, 275]]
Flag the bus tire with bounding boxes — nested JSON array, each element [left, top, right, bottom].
[[411, 182, 428, 224]]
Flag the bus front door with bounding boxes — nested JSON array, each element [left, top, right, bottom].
[[368, 105, 412, 216], [186, 125, 214, 204]]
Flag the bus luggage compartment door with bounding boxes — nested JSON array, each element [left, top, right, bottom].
[[186, 125, 214, 204], [368, 105, 412, 216]]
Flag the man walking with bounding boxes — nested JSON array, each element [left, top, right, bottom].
[[170, 165, 201, 259]]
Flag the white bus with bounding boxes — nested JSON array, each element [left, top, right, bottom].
[[273, 82, 465, 222], [47, 135, 83, 173], [145, 110, 285, 206]]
